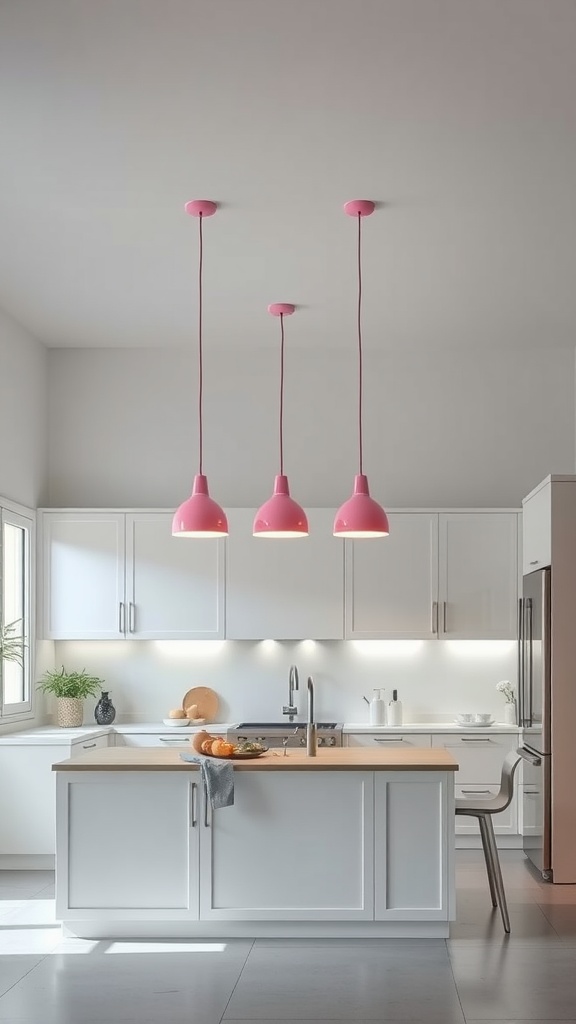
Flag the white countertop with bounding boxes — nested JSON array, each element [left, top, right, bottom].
[[0, 720, 519, 744], [0, 725, 114, 745], [342, 722, 520, 734]]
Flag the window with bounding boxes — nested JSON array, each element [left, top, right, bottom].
[[1, 505, 34, 718]]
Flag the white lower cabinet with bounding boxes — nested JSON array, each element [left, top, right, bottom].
[[346, 731, 521, 843], [432, 733, 520, 838], [200, 771, 374, 921], [0, 734, 110, 861], [454, 784, 517, 835], [57, 773, 199, 920], [115, 733, 195, 749], [346, 733, 432, 749]]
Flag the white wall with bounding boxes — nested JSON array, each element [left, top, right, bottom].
[[0, 310, 50, 732], [47, 345, 575, 509], [0, 308, 48, 508], [54, 638, 518, 727], [43, 343, 566, 727]]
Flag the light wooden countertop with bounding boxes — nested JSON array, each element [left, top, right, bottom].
[[52, 746, 458, 772]]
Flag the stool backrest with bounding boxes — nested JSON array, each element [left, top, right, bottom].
[[498, 750, 522, 812]]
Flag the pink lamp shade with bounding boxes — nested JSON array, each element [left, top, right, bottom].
[[172, 474, 228, 538], [333, 474, 389, 538], [253, 475, 309, 538]]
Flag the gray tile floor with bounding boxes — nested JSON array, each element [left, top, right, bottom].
[[1, 852, 576, 1022]]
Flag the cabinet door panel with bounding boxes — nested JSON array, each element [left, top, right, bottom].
[[346, 513, 438, 638], [42, 514, 125, 639], [522, 485, 551, 574], [375, 772, 451, 920], [200, 771, 373, 920], [225, 509, 343, 639], [439, 513, 518, 639], [58, 774, 198, 918], [126, 514, 224, 639]]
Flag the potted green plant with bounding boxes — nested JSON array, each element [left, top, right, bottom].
[[0, 619, 25, 666], [38, 666, 104, 728]]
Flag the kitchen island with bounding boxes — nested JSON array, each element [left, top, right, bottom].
[[53, 747, 458, 938]]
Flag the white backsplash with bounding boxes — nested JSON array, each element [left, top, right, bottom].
[[53, 639, 518, 726]]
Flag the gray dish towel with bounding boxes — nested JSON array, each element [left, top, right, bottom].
[[179, 753, 234, 809]]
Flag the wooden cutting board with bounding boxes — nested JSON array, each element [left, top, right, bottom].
[[182, 686, 219, 722]]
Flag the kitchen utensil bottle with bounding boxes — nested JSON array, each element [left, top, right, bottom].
[[369, 688, 386, 726], [388, 689, 403, 727]]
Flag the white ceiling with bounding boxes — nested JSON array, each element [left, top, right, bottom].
[[1, 0, 576, 350]]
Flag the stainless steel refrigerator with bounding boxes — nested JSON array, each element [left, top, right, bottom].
[[517, 567, 552, 879]]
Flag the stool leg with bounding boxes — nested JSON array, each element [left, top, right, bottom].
[[478, 815, 498, 908], [484, 815, 510, 933]]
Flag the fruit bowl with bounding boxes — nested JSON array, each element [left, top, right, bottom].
[[162, 718, 190, 727]]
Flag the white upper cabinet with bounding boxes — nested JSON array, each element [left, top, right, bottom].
[[522, 481, 551, 575], [345, 513, 438, 639], [125, 514, 224, 639], [438, 513, 519, 639], [42, 513, 125, 639], [41, 511, 224, 640], [41, 506, 519, 642], [225, 509, 344, 639]]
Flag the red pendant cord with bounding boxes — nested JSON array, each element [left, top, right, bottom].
[[357, 213, 364, 476], [279, 312, 285, 476], [197, 213, 204, 476]]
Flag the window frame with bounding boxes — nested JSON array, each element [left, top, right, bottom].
[[0, 500, 35, 721]]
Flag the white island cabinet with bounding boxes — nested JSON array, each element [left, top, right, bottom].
[[54, 747, 456, 939]]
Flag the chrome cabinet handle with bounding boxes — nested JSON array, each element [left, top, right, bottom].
[[118, 602, 125, 634], [461, 788, 492, 795], [159, 737, 190, 744], [529, 560, 539, 565], [189, 782, 197, 827], [204, 785, 210, 828], [461, 737, 492, 743], [431, 601, 438, 634], [374, 737, 404, 742], [82, 742, 96, 749], [443, 601, 447, 633], [129, 602, 136, 633]]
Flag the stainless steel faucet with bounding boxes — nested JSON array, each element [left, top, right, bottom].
[[306, 676, 317, 757], [283, 664, 299, 721]]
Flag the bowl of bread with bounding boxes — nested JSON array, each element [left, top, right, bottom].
[[163, 709, 190, 727]]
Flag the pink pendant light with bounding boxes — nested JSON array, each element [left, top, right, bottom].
[[253, 304, 308, 538], [333, 200, 389, 539], [172, 200, 228, 538]]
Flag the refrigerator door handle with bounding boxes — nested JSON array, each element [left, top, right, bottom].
[[517, 746, 542, 767], [517, 597, 524, 726], [527, 597, 534, 726]]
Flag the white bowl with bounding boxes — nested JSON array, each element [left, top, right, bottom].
[[456, 714, 474, 724], [162, 718, 190, 727], [474, 713, 494, 724]]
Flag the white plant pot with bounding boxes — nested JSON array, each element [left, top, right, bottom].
[[503, 702, 517, 726], [57, 698, 84, 728]]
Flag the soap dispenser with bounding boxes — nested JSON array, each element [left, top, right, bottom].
[[369, 688, 386, 726], [388, 689, 403, 727]]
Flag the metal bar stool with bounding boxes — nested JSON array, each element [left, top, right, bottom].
[[455, 750, 522, 933]]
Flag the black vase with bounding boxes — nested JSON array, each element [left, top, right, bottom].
[[94, 691, 116, 725]]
